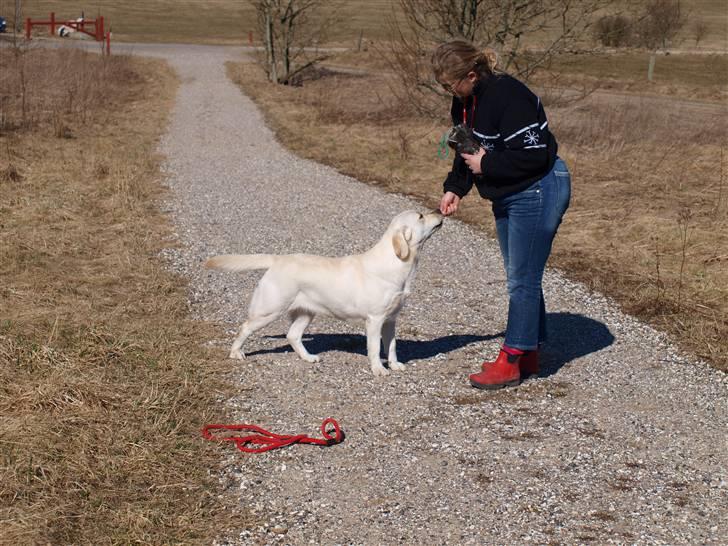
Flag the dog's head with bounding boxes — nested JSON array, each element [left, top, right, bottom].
[[389, 210, 443, 261]]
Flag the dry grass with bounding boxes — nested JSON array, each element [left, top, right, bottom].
[[541, 51, 728, 102], [227, 51, 728, 372], [9, 0, 727, 50], [0, 47, 248, 543], [6, 0, 402, 45]]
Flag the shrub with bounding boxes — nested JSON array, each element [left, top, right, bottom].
[[594, 15, 633, 48]]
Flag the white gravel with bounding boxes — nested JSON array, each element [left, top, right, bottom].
[[121, 44, 726, 545]]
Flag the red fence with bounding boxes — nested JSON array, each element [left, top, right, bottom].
[[25, 13, 111, 54]]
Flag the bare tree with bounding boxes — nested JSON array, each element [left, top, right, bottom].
[[631, 0, 687, 82], [634, 0, 687, 50], [251, 0, 336, 85], [14, 0, 23, 38], [593, 14, 633, 48], [385, 0, 610, 117], [691, 20, 708, 47]]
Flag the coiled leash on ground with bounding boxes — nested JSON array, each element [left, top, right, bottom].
[[201, 418, 344, 453]]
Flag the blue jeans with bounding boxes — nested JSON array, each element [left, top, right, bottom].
[[491, 158, 571, 351]]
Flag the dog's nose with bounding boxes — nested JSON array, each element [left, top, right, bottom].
[[431, 208, 444, 216]]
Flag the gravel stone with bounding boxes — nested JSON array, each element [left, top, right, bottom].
[[124, 44, 726, 545]]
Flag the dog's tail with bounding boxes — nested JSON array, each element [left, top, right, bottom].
[[204, 254, 276, 272]]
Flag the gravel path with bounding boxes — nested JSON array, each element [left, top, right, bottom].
[[124, 44, 726, 544]]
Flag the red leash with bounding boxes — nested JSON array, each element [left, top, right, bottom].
[[201, 418, 344, 453]]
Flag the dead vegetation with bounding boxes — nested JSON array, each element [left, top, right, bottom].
[[227, 49, 728, 371], [0, 46, 246, 543]]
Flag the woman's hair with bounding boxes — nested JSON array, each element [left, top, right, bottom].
[[431, 39, 497, 83]]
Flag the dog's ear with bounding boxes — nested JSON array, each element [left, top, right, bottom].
[[402, 226, 413, 242], [392, 229, 410, 261]]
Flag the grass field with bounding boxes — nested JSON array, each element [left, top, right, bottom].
[[547, 51, 728, 101], [3, 0, 399, 45], [5, 0, 728, 50]]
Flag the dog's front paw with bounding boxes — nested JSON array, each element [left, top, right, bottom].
[[229, 350, 245, 360], [389, 361, 406, 371], [371, 364, 390, 377], [302, 354, 320, 363]]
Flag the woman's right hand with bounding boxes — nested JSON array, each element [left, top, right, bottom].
[[440, 191, 461, 216]]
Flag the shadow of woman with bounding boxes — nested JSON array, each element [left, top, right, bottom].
[[540, 312, 615, 377]]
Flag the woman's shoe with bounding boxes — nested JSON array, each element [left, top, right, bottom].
[[470, 349, 521, 389], [519, 350, 539, 378]]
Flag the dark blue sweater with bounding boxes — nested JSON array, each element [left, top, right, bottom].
[[443, 74, 558, 200]]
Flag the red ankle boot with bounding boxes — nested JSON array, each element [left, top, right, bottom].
[[470, 349, 521, 390], [519, 350, 539, 378]]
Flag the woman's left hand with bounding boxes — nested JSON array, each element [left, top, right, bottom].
[[461, 148, 486, 175]]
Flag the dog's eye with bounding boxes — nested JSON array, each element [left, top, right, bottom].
[[418, 213, 423, 220]]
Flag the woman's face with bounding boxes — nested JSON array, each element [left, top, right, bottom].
[[439, 70, 478, 99]]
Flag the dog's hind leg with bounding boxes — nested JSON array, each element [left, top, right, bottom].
[[229, 312, 280, 360], [382, 319, 405, 371], [229, 273, 294, 360], [286, 311, 319, 363]]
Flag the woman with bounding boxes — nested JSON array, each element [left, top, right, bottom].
[[432, 39, 571, 389]]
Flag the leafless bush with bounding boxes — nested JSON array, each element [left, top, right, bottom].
[[376, 25, 447, 119], [633, 0, 687, 51], [0, 162, 22, 183], [92, 158, 110, 179], [0, 46, 138, 134], [251, 0, 339, 85], [691, 21, 709, 47], [397, 128, 410, 160], [593, 15, 633, 47], [51, 105, 71, 138], [382, 0, 611, 118]]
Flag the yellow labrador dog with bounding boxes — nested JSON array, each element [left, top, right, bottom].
[[205, 210, 443, 376]]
